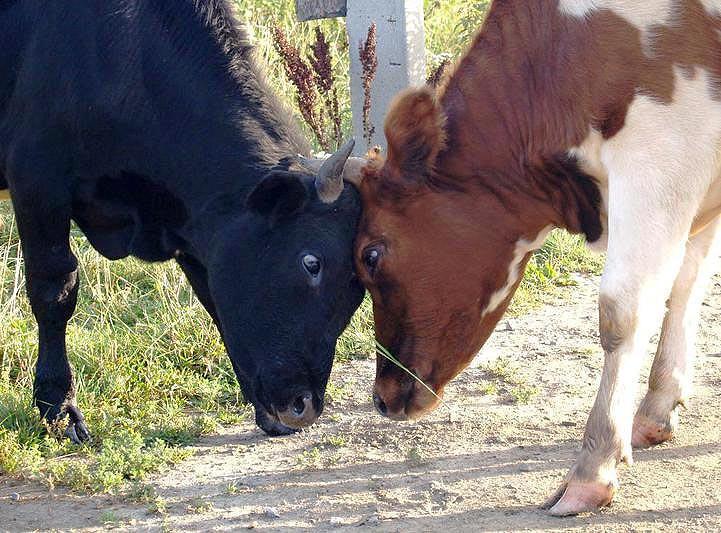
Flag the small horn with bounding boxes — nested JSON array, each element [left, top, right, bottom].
[[299, 139, 369, 203], [315, 139, 356, 203]]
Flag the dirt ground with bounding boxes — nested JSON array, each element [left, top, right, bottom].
[[2, 271, 721, 532]]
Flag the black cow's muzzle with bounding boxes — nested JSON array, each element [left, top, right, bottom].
[[274, 390, 321, 429]]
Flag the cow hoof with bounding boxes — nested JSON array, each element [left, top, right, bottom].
[[632, 414, 674, 449], [64, 420, 91, 445], [543, 480, 616, 516], [49, 405, 91, 444], [255, 408, 298, 437]]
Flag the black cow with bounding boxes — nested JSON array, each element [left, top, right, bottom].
[[0, 0, 365, 440]]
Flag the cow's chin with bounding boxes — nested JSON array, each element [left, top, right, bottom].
[[405, 385, 444, 420]]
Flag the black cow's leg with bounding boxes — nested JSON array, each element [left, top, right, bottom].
[[7, 145, 88, 443], [176, 253, 295, 437]]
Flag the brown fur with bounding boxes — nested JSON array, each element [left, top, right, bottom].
[[384, 88, 447, 177], [356, 0, 721, 418]]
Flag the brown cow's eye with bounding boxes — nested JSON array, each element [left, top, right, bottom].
[[363, 247, 381, 274]]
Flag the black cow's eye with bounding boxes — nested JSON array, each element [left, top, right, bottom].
[[302, 254, 321, 277], [363, 247, 381, 274]]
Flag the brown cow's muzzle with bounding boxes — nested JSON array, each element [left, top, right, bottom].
[[373, 371, 443, 421]]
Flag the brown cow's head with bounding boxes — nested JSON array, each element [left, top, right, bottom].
[[354, 88, 552, 420]]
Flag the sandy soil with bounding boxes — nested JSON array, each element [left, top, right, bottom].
[[2, 272, 720, 532]]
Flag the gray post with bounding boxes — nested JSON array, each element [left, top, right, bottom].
[[295, 0, 347, 21], [346, 0, 426, 154], [296, 0, 426, 155]]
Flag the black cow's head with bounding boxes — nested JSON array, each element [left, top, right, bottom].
[[205, 141, 366, 435]]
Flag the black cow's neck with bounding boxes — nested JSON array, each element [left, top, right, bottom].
[[129, 0, 310, 259]]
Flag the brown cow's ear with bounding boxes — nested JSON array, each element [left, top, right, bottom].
[[384, 87, 447, 178]]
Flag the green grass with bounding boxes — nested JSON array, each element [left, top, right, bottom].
[[510, 230, 604, 316], [481, 357, 541, 405], [0, 0, 604, 494]]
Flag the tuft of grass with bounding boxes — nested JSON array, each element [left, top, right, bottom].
[[296, 446, 322, 468], [407, 445, 426, 464], [510, 385, 540, 405], [148, 496, 169, 516], [323, 434, 347, 448], [482, 357, 540, 405], [99, 510, 122, 526], [187, 498, 214, 514], [478, 381, 499, 397], [226, 480, 241, 495]]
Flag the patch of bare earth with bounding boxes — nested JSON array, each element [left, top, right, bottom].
[[2, 272, 721, 532]]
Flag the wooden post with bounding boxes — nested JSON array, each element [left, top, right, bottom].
[[296, 0, 426, 155]]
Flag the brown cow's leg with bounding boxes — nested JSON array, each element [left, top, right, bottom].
[[545, 241, 688, 516], [544, 116, 716, 514], [632, 217, 721, 449]]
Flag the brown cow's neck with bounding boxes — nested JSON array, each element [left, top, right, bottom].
[[433, 0, 623, 242]]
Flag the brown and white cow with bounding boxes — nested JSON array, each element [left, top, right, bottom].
[[326, 0, 721, 517]]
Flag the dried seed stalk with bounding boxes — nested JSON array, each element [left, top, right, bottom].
[[272, 24, 328, 151], [310, 27, 343, 150], [359, 22, 378, 149]]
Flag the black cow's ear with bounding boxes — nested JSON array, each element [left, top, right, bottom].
[[247, 171, 308, 222]]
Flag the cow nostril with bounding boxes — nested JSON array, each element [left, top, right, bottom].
[[373, 393, 388, 416], [292, 394, 310, 417]]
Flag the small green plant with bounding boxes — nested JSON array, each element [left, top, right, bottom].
[[482, 357, 539, 405], [127, 482, 157, 503], [187, 498, 214, 514], [485, 357, 518, 384], [510, 385, 539, 405], [407, 446, 425, 464], [99, 510, 122, 526], [324, 382, 347, 404], [148, 496, 169, 516], [297, 446, 322, 468], [478, 381, 498, 396], [324, 435, 347, 448]]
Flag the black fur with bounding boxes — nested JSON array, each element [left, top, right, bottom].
[[0, 0, 363, 438]]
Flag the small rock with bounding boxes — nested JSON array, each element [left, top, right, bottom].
[[329, 517, 345, 526], [10, 493, 20, 502], [246, 521, 258, 529], [500, 320, 515, 332], [362, 514, 381, 526], [263, 507, 280, 519], [561, 421, 576, 427]]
